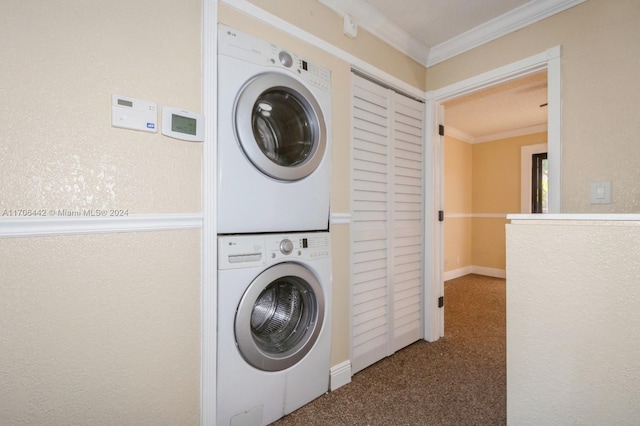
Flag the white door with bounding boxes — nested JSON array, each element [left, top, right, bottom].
[[350, 73, 425, 374]]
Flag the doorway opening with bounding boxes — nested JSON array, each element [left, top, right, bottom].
[[424, 46, 562, 341], [441, 70, 548, 284]]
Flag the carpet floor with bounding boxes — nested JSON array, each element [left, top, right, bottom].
[[271, 274, 506, 425]]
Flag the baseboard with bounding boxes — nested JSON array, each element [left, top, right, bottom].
[[444, 265, 506, 280], [330, 360, 351, 391], [471, 266, 506, 279], [444, 266, 473, 281]]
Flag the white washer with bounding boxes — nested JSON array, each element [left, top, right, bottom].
[[217, 25, 332, 234], [217, 232, 332, 426]]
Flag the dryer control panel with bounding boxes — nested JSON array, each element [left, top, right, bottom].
[[267, 44, 330, 92], [218, 24, 331, 92]]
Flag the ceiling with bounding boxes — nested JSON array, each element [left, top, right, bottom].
[[319, 0, 584, 65], [364, 0, 531, 48], [319, 0, 586, 140], [443, 71, 548, 142]]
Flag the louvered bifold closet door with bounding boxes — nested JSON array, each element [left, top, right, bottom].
[[389, 92, 424, 352], [350, 74, 391, 374], [350, 73, 426, 375]]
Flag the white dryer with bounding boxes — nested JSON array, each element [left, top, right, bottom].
[[217, 25, 332, 234], [217, 232, 332, 426]]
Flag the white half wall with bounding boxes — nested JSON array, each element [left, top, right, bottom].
[[506, 215, 640, 425]]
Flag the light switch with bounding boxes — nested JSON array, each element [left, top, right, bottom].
[[590, 181, 611, 204]]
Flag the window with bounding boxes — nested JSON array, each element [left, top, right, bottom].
[[531, 152, 548, 213]]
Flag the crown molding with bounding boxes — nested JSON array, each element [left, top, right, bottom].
[[320, 0, 585, 68], [427, 0, 586, 66], [222, 0, 425, 99], [473, 124, 548, 144], [446, 123, 548, 144], [444, 126, 475, 143], [318, 0, 429, 65]]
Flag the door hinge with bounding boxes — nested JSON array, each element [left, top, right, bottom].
[[438, 124, 445, 136], [438, 210, 444, 222], [438, 296, 444, 308]]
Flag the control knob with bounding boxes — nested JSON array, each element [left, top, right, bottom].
[[279, 238, 294, 255], [279, 51, 293, 68]]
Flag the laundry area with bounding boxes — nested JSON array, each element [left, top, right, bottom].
[[212, 0, 431, 420], [5, 0, 639, 425], [215, 23, 334, 425]]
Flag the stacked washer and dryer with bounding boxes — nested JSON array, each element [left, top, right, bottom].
[[216, 25, 333, 426]]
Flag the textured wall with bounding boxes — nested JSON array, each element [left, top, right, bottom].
[[0, 0, 202, 215], [428, 0, 640, 213], [0, 230, 201, 425], [0, 0, 202, 424], [507, 218, 640, 424]]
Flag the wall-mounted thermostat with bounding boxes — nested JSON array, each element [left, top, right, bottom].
[[111, 94, 157, 133], [162, 107, 204, 142]]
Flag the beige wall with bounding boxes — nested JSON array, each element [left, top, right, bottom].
[[0, 0, 202, 424], [445, 133, 547, 273], [472, 133, 547, 270], [0, 230, 201, 424], [507, 217, 640, 424], [1, 0, 202, 214], [428, 0, 640, 213], [444, 136, 472, 273]]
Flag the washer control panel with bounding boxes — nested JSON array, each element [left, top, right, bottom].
[[267, 232, 330, 261], [218, 235, 267, 270], [219, 232, 330, 270]]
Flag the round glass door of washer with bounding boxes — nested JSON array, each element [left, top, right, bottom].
[[234, 263, 325, 372], [234, 73, 327, 181]]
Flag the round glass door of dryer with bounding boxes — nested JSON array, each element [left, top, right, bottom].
[[234, 263, 325, 371], [234, 73, 327, 181]]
